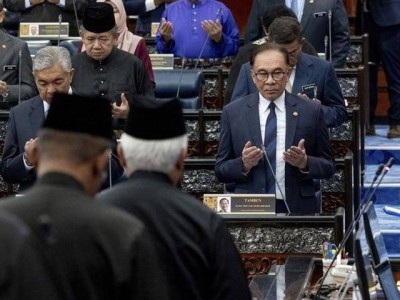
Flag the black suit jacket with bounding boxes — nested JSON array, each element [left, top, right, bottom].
[[244, 0, 350, 67], [0, 31, 37, 105]]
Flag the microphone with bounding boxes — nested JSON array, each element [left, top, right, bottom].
[[313, 157, 394, 299], [261, 144, 291, 214], [18, 50, 22, 105], [176, 57, 185, 99], [57, 14, 62, 46], [324, 36, 328, 61], [328, 10, 332, 62], [72, 0, 80, 37], [194, 8, 222, 70]]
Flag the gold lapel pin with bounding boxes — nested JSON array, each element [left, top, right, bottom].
[[310, 0, 314, 3], [2, 45, 6, 49], [293, 112, 298, 117]]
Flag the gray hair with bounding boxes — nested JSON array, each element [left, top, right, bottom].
[[33, 46, 72, 73], [120, 133, 188, 174]]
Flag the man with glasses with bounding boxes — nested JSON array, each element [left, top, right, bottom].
[[231, 17, 346, 128], [215, 43, 335, 214]]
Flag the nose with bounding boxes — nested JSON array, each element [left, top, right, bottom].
[[93, 38, 101, 48], [264, 75, 275, 85], [46, 84, 57, 95]]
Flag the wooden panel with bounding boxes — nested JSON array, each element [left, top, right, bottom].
[[220, 0, 252, 37]]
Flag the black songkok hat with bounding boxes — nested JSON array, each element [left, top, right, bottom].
[[125, 96, 186, 140], [43, 93, 113, 140], [83, 2, 116, 33]]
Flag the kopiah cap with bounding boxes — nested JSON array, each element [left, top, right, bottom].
[[83, 2, 116, 33], [42, 93, 113, 140], [125, 96, 186, 140]]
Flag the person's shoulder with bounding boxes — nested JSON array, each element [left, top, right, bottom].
[[300, 52, 332, 69], [113, 48, 142, 64], [11, 95, 41, 113], [224, 93, 256, 111]]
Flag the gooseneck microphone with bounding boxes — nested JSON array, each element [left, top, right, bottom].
[[72, 0, 80, 37], [194, 8, 222, 70], [57, 14, 62, 46], [313, 157, 394, 299], [261, 144, 291, 214], [18, 50, 22, 105], [328, 10, 332, 62]]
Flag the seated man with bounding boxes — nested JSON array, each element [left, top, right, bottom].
[[215, 43, 335, 214], [0, 2, 37, 107], [72, 2, 154, 121], [232, 17, 347, 128], [156, 0, 239, 59]]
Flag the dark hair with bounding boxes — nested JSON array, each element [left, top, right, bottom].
[[267, 16, 303, 45], [219, 198, 229, 204], [250, 42, 290, 67], [262, 4, 297, 31]]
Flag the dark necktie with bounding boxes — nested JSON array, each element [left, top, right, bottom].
[[264, 102, 277, 194]]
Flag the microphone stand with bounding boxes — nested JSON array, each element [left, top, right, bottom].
[[314, 158, 394, 299], [18, 50, 22, 105], [328, 10, 332, 62], [72, 0, 80, 37], [57, 14, 62, 46], [261, 145, 291, 214]]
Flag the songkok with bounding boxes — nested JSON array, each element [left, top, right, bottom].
[[83, 2, 116, 33], [42, 93, 113, 140], [125, 96, 186, 140]]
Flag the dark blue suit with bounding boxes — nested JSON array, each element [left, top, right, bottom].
[[368, 0, 400, 126], [244, 0, 350, 67], [231, 52, 347, 128], [215, 92, 335, 214], [0, 96, 44, 190]]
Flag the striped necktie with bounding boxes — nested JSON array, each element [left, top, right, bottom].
[[264, 102, 277, 194]]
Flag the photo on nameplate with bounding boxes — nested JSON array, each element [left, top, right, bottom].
[[203, 194, 275, 215], [20, 23, 70, 38]]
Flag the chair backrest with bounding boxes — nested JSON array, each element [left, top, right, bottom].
[[26, 40, 52, 57], [154, 69, 205, 109], [59, 39, 82, 57]]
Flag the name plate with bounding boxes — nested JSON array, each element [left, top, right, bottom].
[[203, 194, 275, 214], [151, 22, 160, 37], [20, 22, 69, 38], [150, 54, 174, 69]]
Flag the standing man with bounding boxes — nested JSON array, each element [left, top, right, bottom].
[[215, 43, 335, 214], [366, 0, 400, 138], [0, 46, 73, 191], [156, 0, 239, 59], [232, 17, 347, 128], [244, 0, 350, 68], [72, 2, 154, 120], [0, 2, 37, 107], [0, 93, 166, 299], [97, 97, 251, 300], [4, 0, 89, 36]]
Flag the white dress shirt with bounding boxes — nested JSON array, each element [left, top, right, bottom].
[[259, 91, 286, 200]]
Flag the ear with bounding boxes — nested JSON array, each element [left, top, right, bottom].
[[251, 69, 258, 86], [93, 150, 110, 178], [175, 148, 187, 173], [69, 69, 75, 84], [117, 144, 127, 169], [0, 11, 5, 23]]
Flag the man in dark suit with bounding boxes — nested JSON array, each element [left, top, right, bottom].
[[0, 3, 37, 107], [4, 0, 89, 36], [0, 46, 73, 191], [215, 43, 335, 214], [0, 93, 166, 299], [232, 17, 346, 128], [366, 0, 400, 138], [244, 0, 350, 68], [0, 210, 61, 299], [97, 97, 251, 300]]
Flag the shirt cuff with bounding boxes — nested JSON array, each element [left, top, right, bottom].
[[59, 0, 65, 7], [25, 0, 31, 8], [23, 153, 34, 170], [145, 0, 157, 12]]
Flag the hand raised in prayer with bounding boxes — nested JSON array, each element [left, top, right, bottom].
[[0, 81, 8, 96], [201, 19, 222, 43], [297, 93, 321, 104], [160, 18, 174, 43], [24, 138, 38, 167], [112, 93, 129, 119], [241, 141, 263, 173], [283, 139, 308, 169]]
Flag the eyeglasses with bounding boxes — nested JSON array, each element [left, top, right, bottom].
[[253, 70, 287, 82]]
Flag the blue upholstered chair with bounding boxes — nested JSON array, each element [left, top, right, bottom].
[[154, 69, 205, 109], [26, 40, 52, 57], [59, 39, 81, 57]]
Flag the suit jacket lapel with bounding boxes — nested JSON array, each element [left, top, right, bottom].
[[0, 33, 11, 61], [28, 97, 45, 136], [246, 94, 263, 148], [285, 93, 298, 149], [293, 53, 313, 93]]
